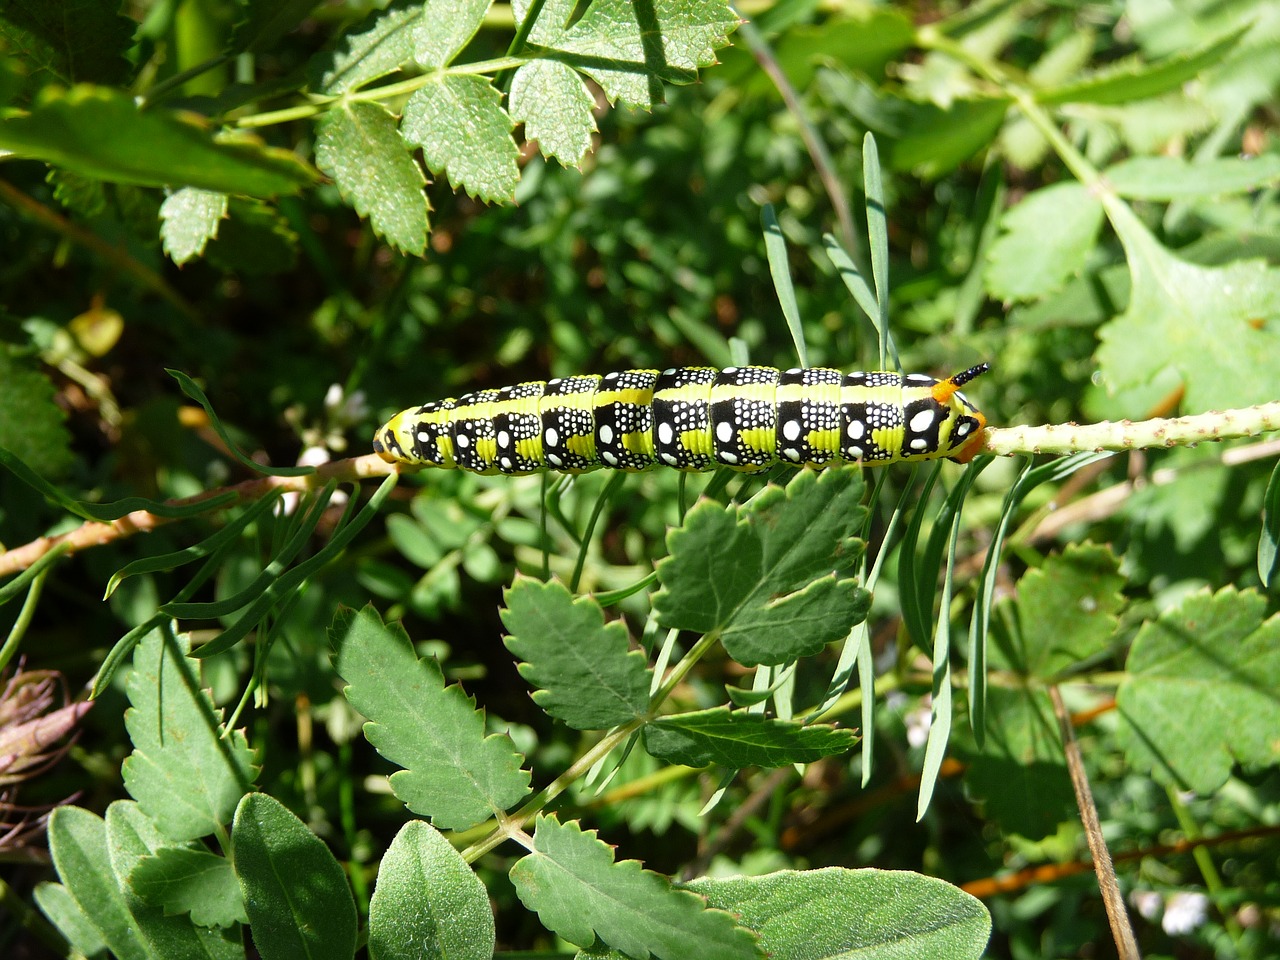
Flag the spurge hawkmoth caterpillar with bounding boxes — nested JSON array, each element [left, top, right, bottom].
[[374, 363, 990, 475]]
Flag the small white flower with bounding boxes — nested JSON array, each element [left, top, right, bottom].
[[1162, 891, 1209, 935], [1130, 889, 1162, 921]]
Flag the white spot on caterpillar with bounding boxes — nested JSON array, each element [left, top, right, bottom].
[[456, 434, 470, 448], [497, 430, 510, 448], [910, 438, 928, 450], [721, 451, 739, 464], [548, 453, 563, 467], [909, 410, 935, 432], [417, 430, 430, 443], [661, 452, 679, 465], [848, 445, 864, 458], [716, 421, 733, 443], [599, 424, 614, 444], [602, 451, 618, 466], [847, 421, 865, 440], [500, 457, 513, 469], [663, 367, 676, 375], [955, 421, 972, 436], [784, 448, 801, 461], [545, 427, 559, 446], [782, 420, 801, 441], [723, 366, 738, 374], [657, 422, 674, 445]]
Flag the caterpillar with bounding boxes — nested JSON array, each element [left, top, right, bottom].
[[373, 364, 990, 475]]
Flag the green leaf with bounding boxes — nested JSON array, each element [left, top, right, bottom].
[[0, 0, 133, 85], [121, 628, 257, 842], [521, 0, 738, 108], [0, 86, 317, 195], [232, 0, 319, 55], [368, 820, 494, 960], [309, 0, 423, 94], [0, 350, 73, 478], [1260, 459, 1280, 589], [889, 97, 1010, 179], [314, 100, 429, 256], [104, 801, 243, 959], [401, 75, 519, 203], [130, 847, 248, 928], [160, 188, 229, 265], [47, 807, 145, 960], [684, 868, 990, 960], [510, 815, 760, 960], [232, 793, 357, 960], [984, 183, 1104, 303], [33, 881, 109, 959], [509, 58, 596, 166], [412, 0, 490, 68], [642, 708, 857, 768], [1105, 154, 1280, 200], [1117, 587, 1280, 794], [330, 605, 531, 829], [1096, 203, 1280, 411], [500, 578, 652, 730], [956, 687, 1074, 839], [1036, 25, 1249, 106], [992, 543, 1125, 679], [204, 198, 299, 275], [653, 470, 870, 667]]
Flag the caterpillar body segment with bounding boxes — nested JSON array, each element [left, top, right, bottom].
[[373, 364, 990, 474]]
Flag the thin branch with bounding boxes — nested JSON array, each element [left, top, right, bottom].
[[0, 455, 395, 578], [1049, 685, 1141, 960]]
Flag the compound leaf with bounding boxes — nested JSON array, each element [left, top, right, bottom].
[[501, 578, 651, 730], [509, 58, 596, 166], [984, 182, 1104, 303], [510, 815, 760, 960], [330, 605, 531, 830], [643, 708, 857, 768], [653, 470, 869, 667], [1117, 587, 1280, 794], [129, 847, 247, 929], [160, 188, 229, 265], [121, 629, 257, 843], [314, 100, 429, 255]]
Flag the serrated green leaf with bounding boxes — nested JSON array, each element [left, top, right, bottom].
[[130, 847, 248, 928], [33, 881, 109, 959], [401, 75, 519, 203], [232, 793, 357, 960], [309, 0, 422, 94], [0, 0, 133, 86], [330, 605, 531, 829], [121, 628, 257, 842], [1036, 25, 1249, 106], [643, 708, 856, 768], [653, 470, 870, 667], [993, 543, 1124, 679], [160, 188, 229, 265], [0, 351, 73, 478], [412, 0, 490, 68], [684, 867, 990, 960], [368, 820, 494, 960], [47, 807, 146, 960], [47, 168, 107, 216], [509, 58, 598, 166], [104, 801, 243, 959], [314, 100, 429, 255], [522, 0, 738, 108], [510, 815, 761, 960], [956, 688, 1074, 840], [1096, 204, 1280, 411], [500, 578, 651, 730], [984, 183, 1103, 303], [1117, 587, 1280, 794], [1105, 154, 1280, 200], [0, 86, 316, 195]]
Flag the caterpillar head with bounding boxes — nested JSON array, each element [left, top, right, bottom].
[[930, 363, 989, 463], [372, 409, 417, 464]]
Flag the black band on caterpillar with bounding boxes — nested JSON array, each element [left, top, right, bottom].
[[373, 365, 990, 474]]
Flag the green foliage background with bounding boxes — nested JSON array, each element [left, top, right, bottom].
[[2, 0, 1279, 958]]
